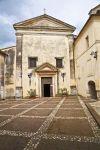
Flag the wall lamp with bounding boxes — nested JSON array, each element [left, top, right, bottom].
[[90, 51, 97, 59], [28, 72, 32, 86], [61, 72, 66, 82]]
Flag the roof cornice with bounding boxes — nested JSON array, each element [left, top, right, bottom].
[[74, 15, 100, 44]]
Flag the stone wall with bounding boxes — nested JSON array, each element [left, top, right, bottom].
[[2, 47, 16, 98], [0, 53, 5, 99]]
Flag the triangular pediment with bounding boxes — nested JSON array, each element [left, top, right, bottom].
[[35, 62, 58, 72], [27, 18, 67, 28], [13, 14, 75, 32]]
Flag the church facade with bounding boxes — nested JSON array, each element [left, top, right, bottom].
[[2, 14, 76, 98]]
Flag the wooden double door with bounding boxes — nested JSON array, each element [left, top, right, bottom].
[[41, 77, 53, 97]]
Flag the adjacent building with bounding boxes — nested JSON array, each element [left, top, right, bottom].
[[1, 46, 16, 98], [74, 5, 100, 99], [0, 51, 6, 99]]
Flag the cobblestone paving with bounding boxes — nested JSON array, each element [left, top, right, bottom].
[[0, 96, 99, 150]]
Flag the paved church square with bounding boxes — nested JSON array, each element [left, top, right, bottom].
[[0, 96, 99, 150]]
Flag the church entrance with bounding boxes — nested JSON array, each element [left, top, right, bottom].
[[44, 84, 50, 97], [41, 77, 53, 97], [88, 81, 97, 99]]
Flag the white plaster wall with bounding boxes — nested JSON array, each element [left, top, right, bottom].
[[22, 33, 70, 97], [75, 17, 100, 98]]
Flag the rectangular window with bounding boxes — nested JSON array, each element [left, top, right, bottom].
[[70, 60, 74, 79], [28, 57, 37, 68], [86, 36, 89, 48], [56, 58, 63, 68]]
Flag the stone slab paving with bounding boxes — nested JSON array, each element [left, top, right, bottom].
[[60, 104, 83, 108], [36, 139, 100, 150], [1, 117, 45, 133], [56, 109, 86, 117], [86, 103, 100, 127], [0, 135, 29, 150], [78, 97, 100, 137], [93, 107, 100, 116], [0, 96, 99, 150], [0, 109, 26, 115], [24, 108, 53, 116], [47, 118, 94, 136], [63, 102, 80, 105], [14, 104, 38, 109], [0, 104, 15, 108], [36, 104, 57, 108], [0, 116, 11, 123]]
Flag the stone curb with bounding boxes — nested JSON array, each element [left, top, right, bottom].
[[86, 103, 100, 128]]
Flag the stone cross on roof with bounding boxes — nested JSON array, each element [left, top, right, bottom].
[[44, 8, 46, 14]]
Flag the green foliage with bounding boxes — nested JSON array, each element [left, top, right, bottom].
[[27, 89, 36, 97], [56, 88, 69, 97]]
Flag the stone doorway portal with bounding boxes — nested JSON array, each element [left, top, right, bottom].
[[88, 81, 97, 99], [41, 77, 53, 97]]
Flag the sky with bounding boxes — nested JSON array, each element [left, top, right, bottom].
[[0, 0, 100, 48]]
